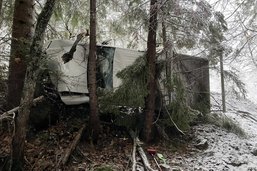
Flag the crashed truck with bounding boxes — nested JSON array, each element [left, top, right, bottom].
[[44, 39, 210, 113]]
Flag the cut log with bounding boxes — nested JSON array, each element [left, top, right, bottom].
[[61, 124, 86, 165], [0, 96, 44, 121]]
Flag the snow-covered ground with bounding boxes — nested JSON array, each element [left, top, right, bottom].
[[172, 93, 257, 170]]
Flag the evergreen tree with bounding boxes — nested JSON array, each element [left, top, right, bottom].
[[143, 0, 158, 143], [7, 0, 35, 109], [10, 0, 56, 169], [88, 0, 101, 141], [0, 0, 2, 19]]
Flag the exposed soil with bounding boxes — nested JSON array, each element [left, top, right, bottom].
[[0, 113, 190, 171], [2, 93, 257, 170]]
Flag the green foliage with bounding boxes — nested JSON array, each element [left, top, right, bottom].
[[1, 0, 14, 26], [205, 113, 246, 137], [99, 55, 148, 114], [99, 55, 171, 131], [160, 0, 229, 65], [222, 118, 245, 137], [49, 0, 90, 39], [70, 11, 80, 28], [99, 55, 198, 133], [100, 0, 149, 48], [52, 1, 63, 21], [99, 54, 166, 112], [110, 20, 127, 37], [94, 165, 114, 171], [176, 37, 196, 49], [224, 69, 247, 98], [163, 75, 197, 131], [192, 93, 210, 116]]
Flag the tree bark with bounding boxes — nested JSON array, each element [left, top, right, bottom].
[[144, 0, 158, 143], [161, 2, 172, 105], [129, 131, 157, 171], [0, 0, 3, 19], [61, 124, 86, 165], [220, 54, 226, 112], [10, 0, 56, 170], [0, 96, 44, 121], [7, 0, 35, 109], [88, 0, 101, 141]]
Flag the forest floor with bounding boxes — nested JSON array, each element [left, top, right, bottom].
[[176, 93, 257, 171], [1, 93, 257, 171]]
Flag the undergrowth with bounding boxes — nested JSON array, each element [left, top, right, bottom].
[[94, 165, 114, 171], [205, 112, 246, 137], [0, 64, 7, 108], [99, 55, 198, 137]]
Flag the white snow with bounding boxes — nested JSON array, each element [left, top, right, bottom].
[[173, 92, 257, 170]]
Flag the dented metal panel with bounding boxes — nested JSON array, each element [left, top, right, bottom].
[[45, 39, 209, 110]]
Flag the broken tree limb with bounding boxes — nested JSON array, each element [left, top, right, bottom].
[[132, 134, 137, 171], [61, 31, 89, 64], [129, 130, 157, 171], [136, 139, 157, 171], [155, 124, 170, 141], [164, 104, 185, 136], [61, 124, 86, 165], [0, 96, 44, 121], [156, 80, 185, 136]]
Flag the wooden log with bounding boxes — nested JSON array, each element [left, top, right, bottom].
[[136, 140, 157, 171], [0, 96, 44, 121], [132, 136, 137, 171], [129, 130, 157, 171], [61, 124, 86, 165]]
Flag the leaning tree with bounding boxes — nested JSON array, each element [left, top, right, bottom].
[[10, 0, 56, 169], [7, 0, 35, 109]]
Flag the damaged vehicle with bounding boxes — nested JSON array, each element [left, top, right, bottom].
[[44, 39, 210, 113], [45, 39, 145, 105]]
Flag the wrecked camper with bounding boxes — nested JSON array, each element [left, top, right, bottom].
[[45, 40, 210, 112], [45, 40, 144, 105]]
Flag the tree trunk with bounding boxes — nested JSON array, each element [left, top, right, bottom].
[[0, 0, 3, 28], [10, 0, 56, 170], [161, 5, 172, 105], [0, 0, 3, 19], [144, 0, 158, 143], [88, 0, 101, 141], [7, 0, 35, 109], [10, 74, 37, 170], [220, 54, 226, 112]]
